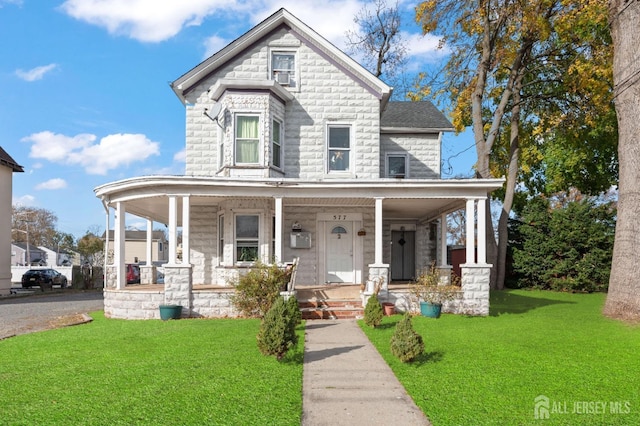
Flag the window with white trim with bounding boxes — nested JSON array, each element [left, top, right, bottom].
[[327, 125, 351, 172], [235, 114, 260, 164], [235, 215, 259, 262], [386, 153, 408, 178], [272, 119, 283, 169], [218, 214, 225, 265], [271, 51, 296, 87]]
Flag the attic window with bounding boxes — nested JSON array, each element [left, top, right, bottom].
[[271, 51, 296, 87]]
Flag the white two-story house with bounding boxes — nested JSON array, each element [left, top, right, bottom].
[[96, 9, 502, 319]]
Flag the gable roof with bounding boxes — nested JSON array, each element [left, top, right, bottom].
[[0, 146, 24, 172], [171, 8, 391, 105], [381, 102, 454, 133]]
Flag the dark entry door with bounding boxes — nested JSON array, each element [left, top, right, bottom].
[[391, 230, 415, 281]]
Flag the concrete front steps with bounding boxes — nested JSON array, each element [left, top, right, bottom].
[[296, 284, 364, 320]]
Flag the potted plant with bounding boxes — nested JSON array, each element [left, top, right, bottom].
[[410, 263, 461, 318]]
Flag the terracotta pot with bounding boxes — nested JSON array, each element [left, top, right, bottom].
[[382, 302, 395, 316]]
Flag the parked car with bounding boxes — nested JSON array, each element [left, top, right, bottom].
[[21, 269, 68, 290], [126, 264, 140, 284]]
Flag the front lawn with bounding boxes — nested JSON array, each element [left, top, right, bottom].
[[361, 290, 640, 425], [0, 314, 304, 425]]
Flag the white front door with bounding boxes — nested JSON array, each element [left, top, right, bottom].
[[326, 222, 354, 283]]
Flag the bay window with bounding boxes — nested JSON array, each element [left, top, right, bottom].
[[235, 115, 260, 164]]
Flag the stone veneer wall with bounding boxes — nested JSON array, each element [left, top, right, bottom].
[[104, 288, 240, 320]]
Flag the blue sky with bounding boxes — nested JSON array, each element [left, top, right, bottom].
[[2, 0, 476, 239]]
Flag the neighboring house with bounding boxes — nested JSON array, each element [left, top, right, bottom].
[[102, 230, 168, 264], [11, 243, 46, 266], [95, 9, 502, 318], [0, 147, 24, 295], [37, 246, 80, 266]]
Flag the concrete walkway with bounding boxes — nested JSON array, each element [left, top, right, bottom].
[[302, 319, 431, 425]]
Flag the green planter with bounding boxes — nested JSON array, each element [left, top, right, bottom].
[[420, 301, 442, 318], [159, 304, 183, 320]]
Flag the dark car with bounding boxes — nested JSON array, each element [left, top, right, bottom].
[[126, 264, 140, 284], [21, 269, 68, 290]]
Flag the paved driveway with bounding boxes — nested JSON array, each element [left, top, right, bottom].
[[0, 290, 104, 339]]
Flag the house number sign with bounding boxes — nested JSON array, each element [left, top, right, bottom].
[[317, 213, 363, 222]]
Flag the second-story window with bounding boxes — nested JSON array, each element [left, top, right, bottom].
[[328, 125, 351, 173], [235, 115, 260, 164], [386, 153, 408, 178], [272, 119, 282, 169], [272, 52, 296, 87]]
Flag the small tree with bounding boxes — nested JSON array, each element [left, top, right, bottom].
[[257, 297, 298, 360], [285, 294, 302, 327], [364, 293, 384, 328], [230, 262, 291, 318], [390, 313, 424, 363]]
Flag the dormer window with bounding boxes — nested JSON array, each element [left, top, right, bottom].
[[271, 51, 296, 88]]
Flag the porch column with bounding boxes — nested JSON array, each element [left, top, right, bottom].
[[114, 202, 125, 289], [146, 219, 153, 265], [440, 213, 448, 267], [168, 195, 178, 265], [182, 196, 190, 265], [477, 198, 487, 264], [274, 196, 283, 262], [465, 199, 476, 265], [374, 197, 384, 265]]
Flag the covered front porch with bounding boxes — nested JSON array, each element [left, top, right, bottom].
[[96, 176, 503, 319]]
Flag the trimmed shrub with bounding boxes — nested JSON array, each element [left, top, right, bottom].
[[364, 293, 384, 328], [284, 294, 302, 326], [390, 313, 424, 363], [257, 296, 298, 359], [230, 261, 291, 318]]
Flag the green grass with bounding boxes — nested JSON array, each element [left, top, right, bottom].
[[360, 290, 640, 425], [0, 313, 304, 425]]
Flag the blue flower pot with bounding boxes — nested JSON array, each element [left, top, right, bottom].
[[420, 301, 442, 318], [159, 304, 182, 320]]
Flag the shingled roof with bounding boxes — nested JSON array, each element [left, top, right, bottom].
[[0, 146, 24, 172], [381, 101, 454, 132]]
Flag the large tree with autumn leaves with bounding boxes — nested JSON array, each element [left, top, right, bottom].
[[414, 0, 616, 289]]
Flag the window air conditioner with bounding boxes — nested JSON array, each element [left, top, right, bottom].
[[276, 72, 291, 86]]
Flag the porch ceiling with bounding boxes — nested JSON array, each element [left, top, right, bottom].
[[113, 194, 465, 225], [95, 176, 503, 224]]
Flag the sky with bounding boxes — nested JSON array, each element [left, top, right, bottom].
[[2, 0, 477, 239]]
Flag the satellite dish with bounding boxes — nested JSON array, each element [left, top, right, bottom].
[[205, 102, 222, 119], [204, 102, 224, 128]]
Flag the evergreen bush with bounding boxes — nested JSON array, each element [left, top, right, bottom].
[[230, 261, 291, 318], [364, 293, 384, 327], [390, 313, 424, 363], [256, 296, 298, 359], [284, 294, 302, 326]]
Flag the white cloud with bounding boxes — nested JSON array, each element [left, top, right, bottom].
[[35, 178, 68, 190], [22, 131, 160, 175], [405, 32, 449, 60], [0, 0, 23, 8], [173, 149, 186, 163], [12, 194, 35, 206], [251, 1, 363, 50], [60, 0, 238, 42], [15, 64, 58, 82], [203, 35, 228, 59]]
